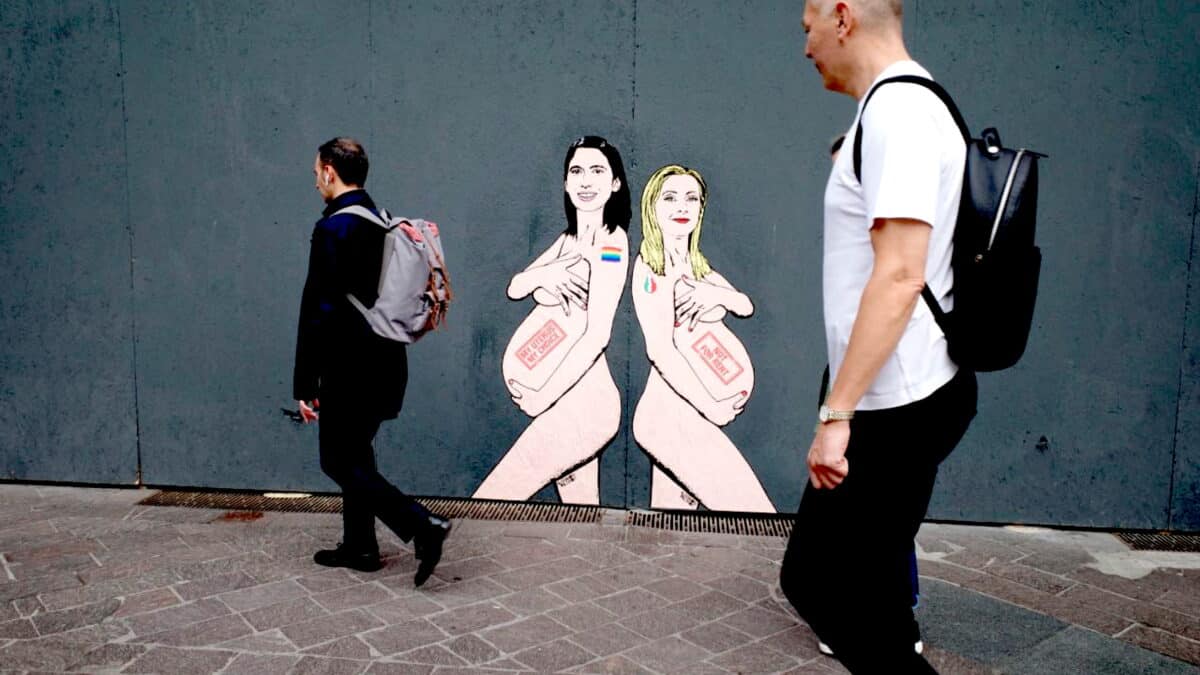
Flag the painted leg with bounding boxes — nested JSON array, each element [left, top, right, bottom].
[[556, 457, 600, 504], [650, 465, 698, 510]]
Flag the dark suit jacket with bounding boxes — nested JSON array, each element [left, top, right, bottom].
[[293, 189, 407, 418]]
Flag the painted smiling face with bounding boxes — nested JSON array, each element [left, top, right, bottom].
[[655, 174, 703, 239], [564, 147, 619, 213]]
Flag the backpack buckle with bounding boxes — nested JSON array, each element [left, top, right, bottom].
[[982, 128, 1003, 157]]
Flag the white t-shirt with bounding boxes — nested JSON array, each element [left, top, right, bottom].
[[823, 60, 964, 410]]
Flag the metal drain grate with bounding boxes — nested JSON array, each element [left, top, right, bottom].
[[1115, 532, 1200, 552], [626, 511, 793, 537], [138, 490, 602, 524]]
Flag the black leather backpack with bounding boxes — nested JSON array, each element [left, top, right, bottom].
[[854, 75, 1045, 372]]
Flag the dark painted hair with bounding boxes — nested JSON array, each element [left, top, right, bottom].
[[318, 137, 369, 187], [562, 136, 631, 235]]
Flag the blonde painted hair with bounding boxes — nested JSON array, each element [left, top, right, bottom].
[[639, 165, 713, 280]]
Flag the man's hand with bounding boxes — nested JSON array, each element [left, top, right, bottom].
[[298, 399, 320, 424], [808, 420, 849, 489]]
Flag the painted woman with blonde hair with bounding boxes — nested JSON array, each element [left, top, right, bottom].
[[630, 164, 774, 511]]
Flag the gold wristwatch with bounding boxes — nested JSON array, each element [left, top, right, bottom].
[[817, 404, 855, 423]]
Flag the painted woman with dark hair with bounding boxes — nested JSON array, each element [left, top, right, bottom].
[[474, 136, 631, 504]]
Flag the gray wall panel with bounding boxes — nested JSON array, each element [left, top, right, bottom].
[[365, 1, 637, 503], [1173, 163, 1200, 531], [119, 0, 373, 489], [920, 2, 1199, 528], [0, 1, 137, 483]]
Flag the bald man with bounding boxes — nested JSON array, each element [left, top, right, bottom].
[[781, 2, 976, 672]]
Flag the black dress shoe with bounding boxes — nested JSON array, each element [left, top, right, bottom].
[[412, 515, 452, 587], [313, 543, 382, 573]]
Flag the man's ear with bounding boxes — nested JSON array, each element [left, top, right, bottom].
[[834, 2, 853, 38]]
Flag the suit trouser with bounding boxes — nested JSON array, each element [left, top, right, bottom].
[[781, 369, 976, 674], [318, 405, 432, 553]]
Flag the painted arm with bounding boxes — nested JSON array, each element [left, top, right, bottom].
[[632, 257, 746, 426], [674, 270, 754, 329], [509, 231, 628, 416], [507, 234, 588, 313]]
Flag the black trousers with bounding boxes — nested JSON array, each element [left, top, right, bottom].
[[318, 405, 431, 553], [781, 369, 977, 674]]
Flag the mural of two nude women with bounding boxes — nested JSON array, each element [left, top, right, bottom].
[[473, 136, 775, 513]]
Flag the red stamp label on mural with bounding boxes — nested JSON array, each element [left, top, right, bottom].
[[691, 331, 745, 385], [516, 319, 568, 370]]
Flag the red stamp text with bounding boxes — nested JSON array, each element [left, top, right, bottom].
[[690, 331, 745, 385], [517, 320, 567, 370]]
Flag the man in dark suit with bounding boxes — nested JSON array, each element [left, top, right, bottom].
[[294, 137, 450, 587]]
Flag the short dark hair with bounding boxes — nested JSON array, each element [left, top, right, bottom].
[[317, 137, 369, 187], [562, 136, 631, 235]]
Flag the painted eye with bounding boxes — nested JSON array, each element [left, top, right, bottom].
[[569, 167, 581, 174]]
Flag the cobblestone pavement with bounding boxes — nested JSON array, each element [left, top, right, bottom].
[[0, 484, 1196, 674]]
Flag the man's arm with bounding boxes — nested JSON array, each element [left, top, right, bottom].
[[809, 217, 929, 488]]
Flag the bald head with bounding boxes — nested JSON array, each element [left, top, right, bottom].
[[810, 0, 902, 30]]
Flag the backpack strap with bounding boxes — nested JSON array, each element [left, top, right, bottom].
[[851, 75, 968, 340], [852, 75, 970, 183], [332, 204, 392, 229]]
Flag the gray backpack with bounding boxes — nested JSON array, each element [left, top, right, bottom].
[[334, 205, 452, 344]]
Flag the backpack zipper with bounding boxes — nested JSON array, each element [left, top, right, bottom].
[[985, 149, 1026, 254]]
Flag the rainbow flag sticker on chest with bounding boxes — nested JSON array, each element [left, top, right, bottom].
[[600, 246, 623, 263]]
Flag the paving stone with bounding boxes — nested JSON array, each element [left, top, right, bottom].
[[720, 605, 797, 638], [136, 613, 253, 646], [490, 556, 598, 592], [548, 602, 618, 632], [422, 556, 505, 583], [366, 594, 445, 624], [66, 642, 147, 672], [9, 553, 99, 580], [219, 578, 310, 612], [1061, 584, 1200, 642], [290, 655, 371, 674], [365, 662, 434, 674], [642, 576, 708, 602], [220, 653, 302, 675], [429, 602, 517, 635], [0, 573, 81, 602], [298, 569, 363, 594], [1155, 589, 1200, 618], [490, 541, 571, 569], [395, 643, 467, 666], [312, 582, 395, 612], [242, 596, 330, 632], [480, 614, 570, 653], [1067, 566, 1180, 603], [703, 573, 772, 603], [361, 618, 448, 656], [709, 643, 801, 673], [576, 654, 655, 674], [303, 635, 377, 659], [365, 663, 434, 675], [0, 618, 36, 639], [219, 629, 298, 653], [0, 635, 83, 669], [592, 588, 665, 617], [31, 597, 120, 635], [916, 558, 988, 587], [281, 609, 385, 649], [1118, 625, 1200, 666], [512, 637, 594, 672], [619, 606, 699, 640], [545, 574, 620, 602], [493, 587, 569, 616], [982, 561, 1076, 596], [680, 621, 756, 654], [123, 598, 230, 637], [622, 636, 707, 672], [173, 570, 258, 601], [920, 646, 993, 675], [447, 634, 500, 664], [113, 587, 183, 618], [567, 621, 649, 657], [584, 562, 671, 593], [759, 624, 824, 661], [671, 590, 747, 622], [1002, 626, 1199, 674], [414, 577, 508, 609], [120, 646, 236, 674]]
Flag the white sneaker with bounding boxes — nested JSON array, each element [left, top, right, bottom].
[[817, 640, 923, 656]]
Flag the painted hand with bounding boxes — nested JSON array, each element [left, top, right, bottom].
[[508, 379, 550, 417], [537, 254, 589, 316], [704, 390, 749, 426], [808, 421, 850, 489], [674, 277, 729, 331]]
